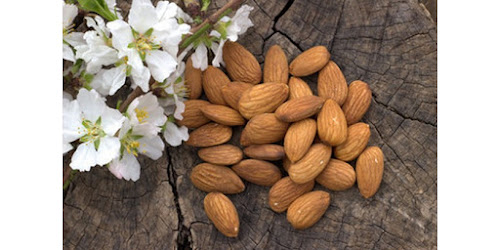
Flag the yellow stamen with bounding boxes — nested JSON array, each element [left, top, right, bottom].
[[135, 108, 149, 123]]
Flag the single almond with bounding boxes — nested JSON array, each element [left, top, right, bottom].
[[204, 192, 240, 237], [288, 77, 313, 100], [185, 123, 232, 147], [240, 113, 289, 146], [316, 159, 356, 191], [243, 144, 285, 161], [283, 156, 292, 172], [287, 191, 330, 229], [284, 118, 317, 163], [238, 83, 289, 119], [264, 45, 288, 84], [288, 143, 332, 184], [318, 60, 348, 105], [198, 144, 243, 165], [222, 82, 253, 111], [342, 80, 372, 125], [334, 122, 371, 161], [232, 159, 282, 186], [268, 177, 314, 213], [202, 66, 230, 105], [200, 104, 245, 126], [289, 46, 330, 76], [356, 146, 384, 198], [317, 99, 348, 146], [185, 56, 202, 99], [275, 96, 325, 122], [177, 100, 211, 128], [223, 41, 262, 84], [190, 163, 245, 194]]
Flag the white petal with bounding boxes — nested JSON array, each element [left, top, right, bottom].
[[63, 142, 73, 154], [77, 89, 106, 122], [176, 7, 193, 23], [107, 20, 134, 50], [163, 122, 189, 146], [108, 153, 141, 181], [211, 39, 226, 67], [96, 136, 121, 165], [63, 3, 78, 28], [65, 32, 86, 47], [131, 65, 151, 92], [101, 107, 125, 135], [227, 4, 254, 41], [173, 94, 185, 120], [138, 135, 164, 160], [63, 91, 73, 101], [91, 65, 127, 96], [190, 44, 208, 70], [118, 119, 132, 139], [129, 0, 158, 34], [106, 0, 117, 12], [85, 47, 119, 74], [155, 1, 177, 22], [70, 142, 97, 171], [136, 92, 167, 126], [133, 123, 160, 138], [63, 99, 83, 143], [145, 50, 177, 82], [63, 44, 75, 62]]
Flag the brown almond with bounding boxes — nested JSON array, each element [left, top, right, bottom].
[[342, 80, 372, 125], [185, 57, 202, 99], [243, 144, 285, 161], [232, 159, 282, 186], [284, 118, 317, 163], [288, 77, 313, 100], [264, 45, 288, 84], [240, 113, 289, 146], [318, 60, 348, 105], [190, 163, 245, 194], [185, 123, 232, 147], [204, 192, 240, 237], [316, 159, 356, 191], [288, 143, 332, 184], [238, 83, 289, 119], [334, 122, 371, 161], [317, 99, 348, 146], [200, 104, 245, 126], [222, 82, 253, 110], [177, 100, 211, 128], [275, 96, 325, 122], [198, 144, 243, 165], [289, 46, 330, 76], [283, 156, 292, 172], [268, 177, 314, 213], [356, 146, 384, 198], [223, 41, 261, 84], [287, 191, 330, 229], [202, 66, 230, 105]]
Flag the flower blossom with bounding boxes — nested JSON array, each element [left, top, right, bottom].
[[63, 3, 85, 62]]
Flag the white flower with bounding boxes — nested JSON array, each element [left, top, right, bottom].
[[159, 62, 187, 120], [225, 4, 254, 42], [63, 89, 125, 171], [127, 92, 167, 134], [163, 120, 189, 146], [90, 64, 127, 96], [63, 3, 85, 62], [191, 42, 208, 70]]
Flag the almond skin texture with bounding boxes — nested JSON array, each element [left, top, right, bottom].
[[198, 144, 243, 165], [284, 119, 317, 163], [202, 66, 230, 105], [289, 46, 330, 76], [275, 96, 325, 122], [177, 100, 211, 128], [190, 163, 245, 194], [238, 83, 289, 119], [288, 77, 313, 100], [288, 143, 332, 184], [200, 104, 246, 126], [287, 191, 330, 229], [223, 41, 261, 84], [240, 113, 289, 146], [356, 146, 384, 198], [342, 80, 372, 125], [264, 45, 288, 84], [318, 60, 348, 105], [222, 82, 253, 110], [316, 159, 356, 191], [334, 122, 371, 161], [243, 144, 285, 161], [232, 159, 282, 186], [283, 156, 292, 172], [268, 177, 314, 213], [317, 99, 348, 146], [185, 57, 202, 99], [204, 192, 240, 237], [185, 123, 232, 147]]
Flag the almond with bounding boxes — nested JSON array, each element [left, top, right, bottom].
[[264, 45, 288, 84], [190, 163, 245, 194], [204, 192, 240, 237], [316, 159, 356, 191], [342, 80, 372, 125], [318, 60, 348, 105], [317, 99, 348, 146], [288, 77, 313, 100], [289, 46, 330, 76], [283, 156, 292, 172], [198, 144, 243, 165], [268, 177, 314, 213], [356, 146, 384, 198], [232, 159, 282, 186], [221, 82, 253, 111], [223, 41, 261, 84], [286, 191, 330, 229], [275, 96, 325, 122], [177, 100, 211, 128], [284, 118, 316, 163], [185, 123, 232, 147], [202, 66, 230, 105], [240, 113, 289, 146], [238, 83, 289, 119], [200, 104, 245, 126], [334, 122, 371, 161], [288, 143, 332, 184], [243, 144, 285, 161], [185, 56, 202, 99]]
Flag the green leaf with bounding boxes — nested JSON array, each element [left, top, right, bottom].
[[77, 0, 118, 21], [143, 28, 154, 37], [201, 0, 211, 12], [71, 59, 83, 74], [82, 119, 92, 129], [94, 138, 101, 150], [181, 23, 212, 48], [83, 73, 94, 84], [95, 116, 102, 126], [131, 135, 144, 140], [127, 42, 135, 49]]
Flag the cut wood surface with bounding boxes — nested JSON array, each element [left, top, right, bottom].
[[64, 0, 437, 249]]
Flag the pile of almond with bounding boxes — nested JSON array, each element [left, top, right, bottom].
[[182, 42, 384, 237]]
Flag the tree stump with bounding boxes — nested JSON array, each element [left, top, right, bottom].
[[63, 0, 437, 249]]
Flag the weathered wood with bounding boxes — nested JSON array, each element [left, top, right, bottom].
[[64, 0, 437, 249]]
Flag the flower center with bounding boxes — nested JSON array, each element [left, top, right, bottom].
[[78, 117, 106, 149], [135, 108, 149, 123], [124, 139, 141, 157], [128, 29, 161, 61]]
